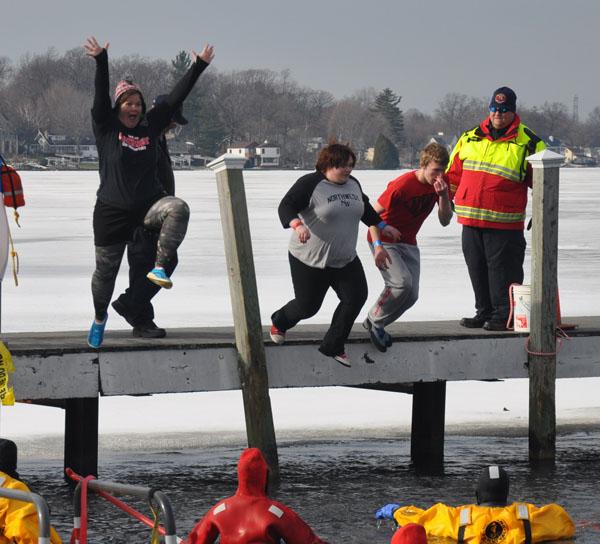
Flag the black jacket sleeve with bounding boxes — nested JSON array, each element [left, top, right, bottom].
[[352, 176, 382, 227], [277, 171, 322, 228], [148, 58, 210, 131], [361, 197, 382, 227], [91, 49, 112, 125]]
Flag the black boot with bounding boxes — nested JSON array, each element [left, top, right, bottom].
[[459, 315, 487, 328], [132, 321, 166, 338]]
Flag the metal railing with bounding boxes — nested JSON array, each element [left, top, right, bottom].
[[67, 469, 179, 544], [0, 487, 52, 543]]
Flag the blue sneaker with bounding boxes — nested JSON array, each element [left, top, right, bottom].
[[87, 315, 108, 348], [363, 317, 392, 352], [147, 267, 173, 289]]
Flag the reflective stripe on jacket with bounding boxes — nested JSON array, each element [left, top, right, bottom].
[[392, 502, 575, 543], [446, 115, 546, 230]]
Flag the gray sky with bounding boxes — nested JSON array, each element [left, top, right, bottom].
[[3, 0, 597, 115]]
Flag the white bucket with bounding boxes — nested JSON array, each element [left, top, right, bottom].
[[512, 284, 531, 332]]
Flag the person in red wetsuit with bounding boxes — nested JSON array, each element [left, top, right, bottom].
[[185, 448, 328, 544], [391, 522, 427, 543]]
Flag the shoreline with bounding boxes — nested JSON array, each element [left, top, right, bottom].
[[14, 420, 600, 461]]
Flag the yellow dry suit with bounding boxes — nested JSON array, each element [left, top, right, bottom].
[[0, 471, 62, 544], [393, 502, 574, 543]]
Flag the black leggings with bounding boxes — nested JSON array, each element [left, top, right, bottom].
[[271, 253, 368, 356]]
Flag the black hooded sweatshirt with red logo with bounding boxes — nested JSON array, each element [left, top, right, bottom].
[[91, 50, 208, 211]]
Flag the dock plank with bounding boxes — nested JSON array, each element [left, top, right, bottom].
[[4, 317, 600, 400]]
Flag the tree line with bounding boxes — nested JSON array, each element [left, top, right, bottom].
[[1, 48, 600, 167]]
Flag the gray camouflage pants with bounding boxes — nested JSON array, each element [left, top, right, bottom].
[[367, 242, 420, 328], [91, 196, 189, 319]]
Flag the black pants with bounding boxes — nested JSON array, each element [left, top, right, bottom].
[[271, 253, 368, 356], [462, 226, 525, 322], [114, 227, 178, 326]]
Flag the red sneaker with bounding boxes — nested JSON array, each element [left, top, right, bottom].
[[333, 353, 351, 367], [270, 325, 286, 345]]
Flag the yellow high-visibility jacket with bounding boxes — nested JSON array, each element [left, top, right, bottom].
[[446, 114, 546, 230], [393, 502, 574, 543], [0, 472, 62, 544]]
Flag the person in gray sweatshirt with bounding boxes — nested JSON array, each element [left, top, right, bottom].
[[270, 143, 400, 367]]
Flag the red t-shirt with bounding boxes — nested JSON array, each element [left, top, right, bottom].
[[369, 170, 440, 246]]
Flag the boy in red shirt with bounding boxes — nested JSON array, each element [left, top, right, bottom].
[[364, 143, 453, 351]]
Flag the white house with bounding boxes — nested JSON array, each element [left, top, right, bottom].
[[226, 141, 258, 161], [31, 131, 98, 160], [255, 140, 280, 167]]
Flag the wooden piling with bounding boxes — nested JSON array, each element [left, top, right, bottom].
[[411, 381, 446, 473], [64, 397, 99, 481], [208, 155, 279, 482], [527, 149, 563, 463]]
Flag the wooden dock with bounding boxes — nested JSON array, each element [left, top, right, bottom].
[[4, 316, 600, 476], [7, 317, 600, 398], [2, 149, 590, 478]]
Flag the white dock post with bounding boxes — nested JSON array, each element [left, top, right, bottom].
[[527, 149, 563, 463], [208, 155, 279, 482]]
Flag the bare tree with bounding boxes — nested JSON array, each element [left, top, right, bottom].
[[211, 70, 256, 146], [327, 89, 386, 160], [43, 81, 90, 142], [0, 57, 12, 87], [61, 47, 95, 92], [434, 92, 487, 139], [584, 107, 600, 147], [403, 108, 436, 166], [111, 55, 171, 105], [520, 102, 573, 144], [10, 49, 64, 103]]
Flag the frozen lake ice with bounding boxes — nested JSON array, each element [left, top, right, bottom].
[[1, 168, 599, 442]]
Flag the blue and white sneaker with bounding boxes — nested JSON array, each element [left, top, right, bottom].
[[363, 317, 392, 352], [147, 267, 173, 289], [87, 315, 108, 348]]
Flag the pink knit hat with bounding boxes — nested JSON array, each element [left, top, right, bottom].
[[114, 80, 143, 106], [391, 523, 427, 544]]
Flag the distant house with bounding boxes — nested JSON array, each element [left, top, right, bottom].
[[226, 140, 282, 168], [30, 130, 98, 160], [227, 141, 258, 160], [255, 140, 280, 167]]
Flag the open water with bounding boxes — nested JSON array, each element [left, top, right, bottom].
[[19, 430, 600, 542], [3, 168, 600, 542]]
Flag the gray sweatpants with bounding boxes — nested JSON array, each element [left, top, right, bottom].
[[91, 196, 189, 319], [367, 242, 420, 328]]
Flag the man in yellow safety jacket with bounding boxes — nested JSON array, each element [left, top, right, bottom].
[[0, 439, 62, 544], [446, 87, 546, 331], [375, 465, 574, 543]]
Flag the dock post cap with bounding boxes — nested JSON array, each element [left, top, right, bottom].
[[526, 149, 564, 168], [207, 154, 247, 173]]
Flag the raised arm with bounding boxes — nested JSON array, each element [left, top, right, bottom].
[[83, 36, 112, 123], [160, 44, 214, 121]]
